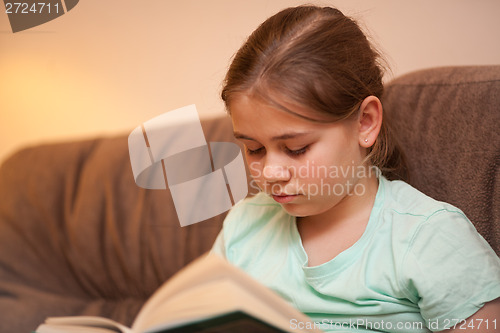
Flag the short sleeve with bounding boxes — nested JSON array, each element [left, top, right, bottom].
[[210, 193, 248, 260], [209, 197, 244, 259], [400, 209, 500, 331], [209, 194, 249, 259], [210, 229, 226, 258]]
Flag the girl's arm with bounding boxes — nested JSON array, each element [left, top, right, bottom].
[[438, 298, 500, 332]]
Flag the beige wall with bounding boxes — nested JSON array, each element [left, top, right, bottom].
[[1, 0, 499, 163]]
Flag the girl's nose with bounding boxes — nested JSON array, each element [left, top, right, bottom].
[[262, 157, 291, 183]]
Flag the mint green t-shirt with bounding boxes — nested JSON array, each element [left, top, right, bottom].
[[211, 176, 500, 332]]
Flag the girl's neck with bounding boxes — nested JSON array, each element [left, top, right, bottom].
[[296, 174, 379, 266]]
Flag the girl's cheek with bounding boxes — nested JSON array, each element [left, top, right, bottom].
[[247, 161, 263, 180], [247, 161, 268, 192]]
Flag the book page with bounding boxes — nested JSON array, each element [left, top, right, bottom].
[[132, 253, 321, 333], [136, 278, 291, 332], [36, 316, 133, 333], [36, 324, 125, 333]]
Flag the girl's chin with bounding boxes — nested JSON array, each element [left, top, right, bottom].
[[278, 196, 341, 218], [279, 202, 325, 218]]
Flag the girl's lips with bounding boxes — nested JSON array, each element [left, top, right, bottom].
[[272, 194, 299, 204]]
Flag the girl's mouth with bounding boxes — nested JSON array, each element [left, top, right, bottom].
[[272, 194, 299, 204]]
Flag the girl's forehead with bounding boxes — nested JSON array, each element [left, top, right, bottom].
[[230, 92, 302, 121], [230, 94, 313, 128], [230, 94, 352, 141]]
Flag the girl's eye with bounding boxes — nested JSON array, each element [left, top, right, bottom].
[[246, 146, 265, 155], [245, 145, 310, 156], [286, 145, 309, 156]]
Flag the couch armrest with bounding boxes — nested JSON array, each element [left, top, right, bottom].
[[0, 116, 238, 332]]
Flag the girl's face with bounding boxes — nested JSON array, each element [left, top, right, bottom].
[[230, 94, 375, 218]]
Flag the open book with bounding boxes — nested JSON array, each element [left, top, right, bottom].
[[35, 253, 322, 333]]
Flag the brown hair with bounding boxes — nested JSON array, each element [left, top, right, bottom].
[[221, 5, 408, 180]]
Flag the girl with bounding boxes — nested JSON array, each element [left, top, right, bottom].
[[211, 5, 500, 332]]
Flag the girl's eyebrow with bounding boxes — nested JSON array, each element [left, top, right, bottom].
[[233, 131, 312, 141]]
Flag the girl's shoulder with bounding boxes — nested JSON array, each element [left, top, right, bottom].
[[382, 178, 500, 325], [229, 191, 281, 214], [223, 191, 291, 231], [376, 177, 482, 250], [381, 177, 466, 220]]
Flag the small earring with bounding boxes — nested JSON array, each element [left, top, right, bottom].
[[364, 138, 368, 143]]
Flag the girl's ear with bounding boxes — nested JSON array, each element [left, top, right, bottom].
[[358, 96, 383, 147]]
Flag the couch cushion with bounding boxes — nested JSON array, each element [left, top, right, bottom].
[[383, 66, 500, 255]]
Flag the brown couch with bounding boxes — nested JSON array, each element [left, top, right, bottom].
[[0, 66, 498, 332]]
